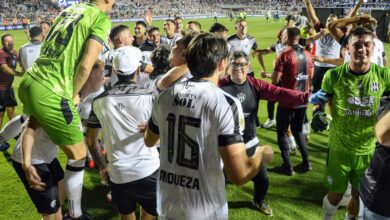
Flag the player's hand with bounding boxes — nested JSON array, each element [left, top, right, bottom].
[[252, 50, 260, 58], [23, 165, 46, 191], [100, 168, 109, 182], [138, 122, 148, 133], [73, 95, 80, 106], [256, 145, 274, 165], [311, 108, 331, 133], [309, 89, 329, 104], [260, 71, 270, 78], [320, 28, 329, 36]]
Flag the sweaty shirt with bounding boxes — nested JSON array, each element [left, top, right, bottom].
[[322, 63, 390, 154], [26, 3, 111, 99]]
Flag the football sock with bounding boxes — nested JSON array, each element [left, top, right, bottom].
[[64, 159, 85, 218], [323, 195, 339, 220]]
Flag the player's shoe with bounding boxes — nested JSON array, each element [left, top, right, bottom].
[[253, 201, 273, 216], [88, 160, 95, 169], [0, 142, 10, 151], [262, 119, 276, 129], [273, 164, 294, 176], [295, 162, 312, 173], [63, 212, 94, 220]]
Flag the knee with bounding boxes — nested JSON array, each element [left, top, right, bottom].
[[61, 143, 87, 160], [327, 193, 344, 206]]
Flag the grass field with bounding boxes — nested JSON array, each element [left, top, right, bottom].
[[0, 17, 389, 220]]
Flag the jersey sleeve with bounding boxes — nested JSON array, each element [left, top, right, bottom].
[[321, 69, 335, 95], [274, 52, 285, 74], [87, 103, 101, 128], [0, 51, 6, 65], [248, 77, 308, 106], [148, 102, 160, 135], [89, 13, 111, 45], [251, 38, 258, 50], [217, 95, 244, 146]]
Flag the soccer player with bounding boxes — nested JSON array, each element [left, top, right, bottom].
[[18, 1, 114, 219], [87, 46, 159, 220], [40, 21, 51, 39], [303, 0, 341, 112], [318, 27, 390, 220], [161, 19, 180, 48], [0, 33, 20, 129], [186, 21, 202, 33], [220, 51, 309, 216], [272, 27, 313, 176], [19, 26, 43, 71], [174, 16, 183, 34], [133, 21, 148, 48], [228, 19, 264, 76], [7, 115, 65, 220], [144, 33, 273, 219]]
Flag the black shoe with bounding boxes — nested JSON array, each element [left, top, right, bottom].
[[63, 212, 94, 220], [295, 162, 312, 173], [272, 165, 294, 176]]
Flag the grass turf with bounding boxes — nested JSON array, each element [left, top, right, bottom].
[[0, 17, 389, 220]]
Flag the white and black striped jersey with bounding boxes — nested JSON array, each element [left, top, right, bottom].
[[19, 40, 41, 70], [149, 79, 244, 220], [100, 48, 118, 89], [161, 33, 181, 48], [227, 34, 258, 73], [87, 81, 159, 184]]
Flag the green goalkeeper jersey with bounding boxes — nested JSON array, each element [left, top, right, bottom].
[[27, 2, 111, 99], [322, 63, 390, 155]]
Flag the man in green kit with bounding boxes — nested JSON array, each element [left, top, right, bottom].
[[18, 0, 115, 219], [311, 26, 390, 220]]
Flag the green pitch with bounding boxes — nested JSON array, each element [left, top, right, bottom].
[[0, 17, 389, 220]]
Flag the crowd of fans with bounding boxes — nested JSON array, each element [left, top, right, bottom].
[[1, 0, 389, 28]]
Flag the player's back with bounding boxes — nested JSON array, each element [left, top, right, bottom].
[[19, 40, 41, 70], [90, 83, 159, 184], [153, 79, 242, 220], [27, 2, 111, 99]]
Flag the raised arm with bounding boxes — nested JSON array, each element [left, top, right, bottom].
[[328, 15, 376, 42], [347, 0, 364, 18], [303, 0, 320, 25]]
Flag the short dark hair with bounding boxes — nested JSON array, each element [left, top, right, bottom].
[[230, 51, 248, 62], [175, 16, 182, 21], [150, 45, 171, 79], [109, 25, 129, 41], [29, 26, 42, 39], [40, 21, 51, 27], [165, 19, 176, 26], [147, 26, 160, 35], [135, 20, 147, 28], [286, 27, 301, 39], [186, 33, 229, 78], [187, 20, 201, 30], [209, 23, 228, 33], [1, 33, 13, 45], [347, 26, 375, 43]]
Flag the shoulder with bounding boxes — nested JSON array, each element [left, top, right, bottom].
[[227, 34, 238, 42], [246, 34, 256, 41]]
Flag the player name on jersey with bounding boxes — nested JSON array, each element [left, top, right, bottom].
[[160, 169, 200, 190]]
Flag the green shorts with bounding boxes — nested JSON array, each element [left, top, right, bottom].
[[324, 149, 372, 193], [18, 73, 83, 146]]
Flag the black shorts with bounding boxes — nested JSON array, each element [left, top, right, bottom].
[[12, 158, 64, 214], [0, 87, 17, 112], [110, 170, 158, 216]]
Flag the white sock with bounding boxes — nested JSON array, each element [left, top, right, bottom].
[[288, 136, 297, 149], [323, 195, 339, 220], [0, 115, 27, 142], [65, 159, 85, 218]]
